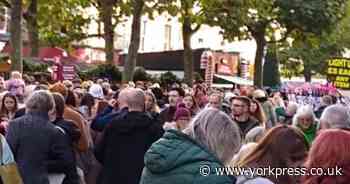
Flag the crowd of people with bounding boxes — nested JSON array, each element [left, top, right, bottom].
[[0, 71, 349, 184]]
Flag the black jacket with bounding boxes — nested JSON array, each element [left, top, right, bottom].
[[159, 106, 176, 126], [95, 111, 164, 184], [6, 112, 72, 184], [50, 118, 81, 184]]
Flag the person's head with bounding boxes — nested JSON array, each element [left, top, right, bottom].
[[65, 90, 77, 107], [285, 102, 298, 116], [25, 90, 55, 114], [72, 78, 82, 89], [0, 93, 18, 114], [231, 96, 251, 117], [51, 93, 65, 119], [249, 99, 266, 126], [144, 91, 160, 113], [184, 108, 242, 165], [49, 82, 68, 100], [293, 105, 316, 131], [183, 94, 198, 111], [252, 89, 268, 103], [10, 71, 22, 79], [168, 88, 183, 107], [89, 84, 104, 100], [63, 80, 73, 90], [127, 88, 145, 112], [320, 95, 333, 107], [238, 125, 309, 182], [174, 103, 191, 130], [80, 93, 95, 108], [320, 105, 350, 130], [117, 88, 130, 109], [303, 129, 350, 184], [208, 92, 223, 109]]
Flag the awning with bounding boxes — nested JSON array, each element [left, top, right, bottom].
[[214, 74, 253, 86]]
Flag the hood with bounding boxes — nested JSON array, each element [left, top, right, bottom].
[[144, 129, 220, 174], [113, 111, 156, 133]]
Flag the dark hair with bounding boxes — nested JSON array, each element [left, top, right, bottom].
[[231, 96, 251, 107], [80, 93, 95, 116], [66, 90, 77, 107], [0, 93, 18, 116], [170, 87, 185, 97], [52, 93, 65, 118]]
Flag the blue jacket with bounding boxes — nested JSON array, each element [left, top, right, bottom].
[[91, 107, 128, 132]]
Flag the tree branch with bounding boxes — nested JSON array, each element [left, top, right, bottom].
[[191, 24, 201, 33]]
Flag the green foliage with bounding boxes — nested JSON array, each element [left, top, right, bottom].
[[23, 59, 49, 74], [36, 0, 92, 48], [193, 72, 203, 83], [79, 64, 121, 82], [133, 67, 151, 82], [159, 71, 180, 87], [278, 2, 350, 80]]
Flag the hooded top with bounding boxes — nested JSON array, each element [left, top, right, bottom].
[[140, 129, 235, 184]]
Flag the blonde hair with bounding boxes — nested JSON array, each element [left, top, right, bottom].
[[184, 108, 242, 165], [145, 91, 160, 113], [11, 71, 22, 79]]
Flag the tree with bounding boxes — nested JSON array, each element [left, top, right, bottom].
[[203, 0, 348, 87], [158, 0, 204, 86], [10, 0, 22, 73], [123, 0, 144, 82], [23, 0, 39, 57], [133, 67, 151, 81], [279, 3, 350, 82]]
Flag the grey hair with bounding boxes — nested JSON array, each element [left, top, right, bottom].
[[126, 88, 145, 110], [184, 108, 242, 165], [320, 105, 350, 129], [292, 105, 316, 127], [25, 90, 55, 113]]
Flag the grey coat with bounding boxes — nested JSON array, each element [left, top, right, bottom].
[[6, 111, 71, 184]]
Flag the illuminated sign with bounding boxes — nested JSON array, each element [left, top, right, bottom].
[[327, 58, 350, 89]]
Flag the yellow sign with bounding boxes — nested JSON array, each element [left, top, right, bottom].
[[327, 58, 350, 89]]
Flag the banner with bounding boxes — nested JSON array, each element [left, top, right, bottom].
[[327, 58, 350, 89]]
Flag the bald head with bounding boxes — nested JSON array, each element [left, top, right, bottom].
[[119, 88, 145, 112], [320, 105, 350, 130]]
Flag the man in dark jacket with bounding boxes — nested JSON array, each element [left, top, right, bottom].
[[50, 93, 81, 184], [159, 88, 184, 126], [231, 96, 260, 138], [6, 90, 71, 184], [95, 88, 164, 184]]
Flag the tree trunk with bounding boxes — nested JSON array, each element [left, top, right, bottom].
[[304, 63, 312, 82], [101, 0, 114, 65], [182, 17, 194, 86], [123, 0, 144, 82], [10, 0, 22, 73], [27, 0, 39, 57], [253, 35, 266, 88]]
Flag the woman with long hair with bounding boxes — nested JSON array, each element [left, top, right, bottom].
[[79, 93, 96, 120], [182, 94, 199, 116], [235, 125, 309, 184], [302, 129, 350, 184], [250, 99, 267, 126], [0, 93, 18, 135], [145, 91, 161, 120]]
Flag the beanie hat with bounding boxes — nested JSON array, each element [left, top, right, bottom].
[[49, 82, 68, 98], [89, 84, 104, 99], [173, 103, 191, 121]]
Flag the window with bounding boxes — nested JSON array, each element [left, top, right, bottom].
[[164, 24, 172, 50], [141, 20, 147, 51]]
